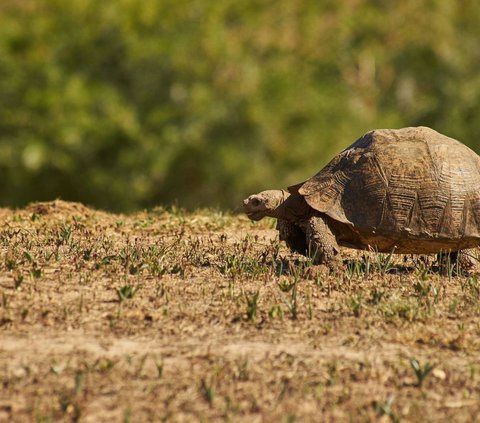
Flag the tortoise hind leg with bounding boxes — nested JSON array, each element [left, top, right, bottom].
[[452, 249, 477, 271], [438, 249, 477, 274], [277, 220, 307, 255], [305, 215, 342, 268]]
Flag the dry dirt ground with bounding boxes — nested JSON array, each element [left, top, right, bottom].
[[1, 201, 480, 422]]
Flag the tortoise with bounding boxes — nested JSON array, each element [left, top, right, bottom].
[[243, 126, 480, 267]]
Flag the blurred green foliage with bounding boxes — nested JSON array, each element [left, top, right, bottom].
[[0, 0, 479, 211]]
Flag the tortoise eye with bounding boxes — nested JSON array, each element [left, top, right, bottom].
[[251, 198, 260, 207]]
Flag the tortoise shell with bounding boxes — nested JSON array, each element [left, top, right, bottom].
[[289, 127, 480, 253]]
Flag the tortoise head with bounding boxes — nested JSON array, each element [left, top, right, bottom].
[[243, 190, 289, 221]]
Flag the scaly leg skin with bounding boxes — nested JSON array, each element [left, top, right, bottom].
[[452, 249, 477, 272], [305, 215, 342, 268], [276, 220, 307, 255], [438, 249, 477, 274]]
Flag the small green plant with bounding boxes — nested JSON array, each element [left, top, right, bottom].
[[30, 266, 42, 279], [82, 248, 93, 261], [123, 408, 131, 423], [1, 292, 9, 309], [313, 273, 323, 288], [95, 254, 117, 269], [56, 224, 73, 246], [373, 248, 396, 274], [5, 257, 18, 270], [414, 280, 431, 298], [23, 251, 34, 263], [379, 297, 422, 322], [268, 305, 284, 320], [345, 260, 363, 281], [58, 370, 84, 421], [368, 288, 384, 305], [409, 358, 433, 387], [218, 253, 267, 279], [361, 255, 372, 276], [375, 395, 400, 423], [461, 275, 480, 302], [347, 295, 363, 317], [282, 279, 299, 320], [244, 290, 260, 321], [50, 363, 65, 375], [155, 359, 164, 378], [93, 358, 115, 373], [326, 361, 337, 386], [58, 394, 82, 420], [74, 371, 84, 395], [437, 251, 461, 279], [278, 279, 296, 292], [117, 285, 138, 302], [200, 378, 215, 406], [448, 299, 458, 314], [14, 272, 24, 290], [306, 294, 313, 319], [286, 415, 296, 423]]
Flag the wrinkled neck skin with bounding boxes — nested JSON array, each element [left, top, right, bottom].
[[268, 190, 311, 221]]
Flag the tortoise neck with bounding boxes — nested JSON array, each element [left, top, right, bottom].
[[271, 191, 311, 221], [267, 190, 290, 219]]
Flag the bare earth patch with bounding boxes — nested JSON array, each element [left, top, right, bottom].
[[1, 201, 480, 422]]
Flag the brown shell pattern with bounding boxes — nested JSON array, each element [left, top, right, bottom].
[[294, 127, 480, 240]]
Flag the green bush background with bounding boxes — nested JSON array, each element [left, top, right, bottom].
[[1, 0, 479, 211]]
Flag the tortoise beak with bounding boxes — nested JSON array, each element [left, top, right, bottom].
[[246, 211, 263, 221], [242, 196, 256, 211], [242, 195, 265, 221]]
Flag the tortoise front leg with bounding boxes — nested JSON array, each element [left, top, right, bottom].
[[305, 215, 342, 268]]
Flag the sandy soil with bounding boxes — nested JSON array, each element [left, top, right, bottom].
[[1, 201, 480, 422]]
